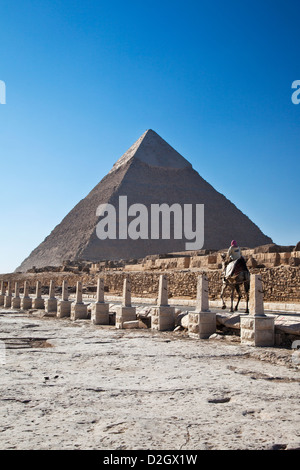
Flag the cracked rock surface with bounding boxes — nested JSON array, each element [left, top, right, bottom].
[[0, 310, 299, 450]]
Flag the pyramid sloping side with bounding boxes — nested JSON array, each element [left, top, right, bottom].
[[15, 161, 131, 272], [79, 158, 272, 262]]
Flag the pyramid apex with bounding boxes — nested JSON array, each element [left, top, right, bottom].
[[109, 129, 192, 173]]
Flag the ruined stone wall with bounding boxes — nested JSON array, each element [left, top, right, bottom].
[[125, 250, 300, 271], [101, 267, 300, 303], [251, 266, 300, 303]]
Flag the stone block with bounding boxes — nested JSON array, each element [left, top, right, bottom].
[[70, 302, 88, 320], [151, 306, 175, 331], [280, 252, 291, 264], [115, 306, 136, 329], [32, 298, 45, 309], [240, 317, 254, 329], [207, 254, 217, 264], [190, 256, 203, 268], [240, 315, 275, 347], [57, 300, 71, 318], [21, 297, 32, 310], [4, 296, 12, 308], [253, 252, 280, 267], [91, 302, 109, 325], [11, 297, 21, 309], [45, 298, 57, 314], [0, 294, 4, 306], [123, 320, 140, 329], [188, 311, 216, 339]]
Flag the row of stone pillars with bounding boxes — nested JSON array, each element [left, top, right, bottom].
[[0, 278, 111, 324], [0, 273, 275, 346]]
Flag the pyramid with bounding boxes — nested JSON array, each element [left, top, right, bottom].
[[16, 130, 272, 272]]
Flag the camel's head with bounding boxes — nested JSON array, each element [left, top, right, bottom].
[[220, 252, 228, 267]]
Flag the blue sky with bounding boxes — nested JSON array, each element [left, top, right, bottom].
[[0, 0, 299, 273]]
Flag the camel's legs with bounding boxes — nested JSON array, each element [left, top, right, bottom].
[[244, 281, 250, 313], [220, 282, 227, 309], [230, 287, 235, 312], [234, 284, 242, 311]]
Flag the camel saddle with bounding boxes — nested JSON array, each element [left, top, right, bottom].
[[224, 256, 248, 279]]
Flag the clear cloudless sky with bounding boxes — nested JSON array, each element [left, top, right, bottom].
[[0, 0, 300, 273]]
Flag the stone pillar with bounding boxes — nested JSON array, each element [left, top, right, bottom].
[[158, 273, 169, 306], [62, 279, 69, 301], [21, 281, 32, 310], [195, 273, 209, 312], [188, 274, 216, 339], [11, 282, 21, 309], [76, 281, 82, 302], [32, 281, 45, 309], [0, 281, 5, 306], [249, 273, 265, 316], [45, 280, 57, 314], [240, 274, 275, 347], [151, 275, 175, 331], [4, 281, 12, 308], [115, 277, 136, 329], [57, 280, 71, 318], [91, 278, 109, 325], [70, 281, 88, 320]]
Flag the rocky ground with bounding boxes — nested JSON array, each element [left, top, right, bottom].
[[0, 308, 300, 451]]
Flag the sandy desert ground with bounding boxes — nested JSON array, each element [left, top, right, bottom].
[[0, 308, 299, 451]]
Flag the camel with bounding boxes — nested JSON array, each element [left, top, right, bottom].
[[220, 253, 250, 313]]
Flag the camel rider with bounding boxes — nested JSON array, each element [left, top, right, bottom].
[[225, 240, 241, 278], [228, 240, 241, 261]]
